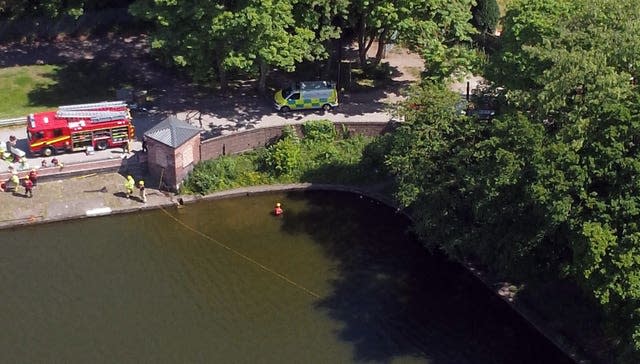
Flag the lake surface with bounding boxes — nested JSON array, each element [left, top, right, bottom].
[[0, 190, 572, 363]]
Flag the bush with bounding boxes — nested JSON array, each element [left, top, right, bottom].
[[361, 134, 393, 177], [302, 120, 336, 143], [181, 154, 261, 194], [183, 122, 392, 194], [280, 125, 299, 141], [263, 137, 302, 178]]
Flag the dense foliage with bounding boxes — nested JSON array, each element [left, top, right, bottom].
[[0, 0, 134, 19], [385, 0, 640, 361], [0, 1, 139, 41], [129, 0, 339, 93], [472, 0, 500, 33], [347, 0, 478, 78], [182, 120, 389, 195], [129, 0, 478, 90]]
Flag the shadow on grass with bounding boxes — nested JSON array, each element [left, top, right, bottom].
[[27, 60, 134, 107], [279, 190, 575, 364]]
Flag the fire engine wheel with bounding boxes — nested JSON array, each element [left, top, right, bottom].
[[322, 104, 332, 111], [96, 140, 108, 150], [280, 106, 290, 113], [42, 146, 55, 157]]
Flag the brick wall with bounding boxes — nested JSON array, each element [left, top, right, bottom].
[[174, 136, 201, 188], [147, 136, 201, 191], [146, 138, 174, 189], [200, 121, 397, 160]]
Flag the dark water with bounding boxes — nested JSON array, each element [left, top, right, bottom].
[[0, 191, 572, 363]]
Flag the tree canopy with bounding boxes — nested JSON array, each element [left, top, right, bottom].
[[130, 0, 342, 93], [386, 0, 640, 361], [472, 0, 500, 34], [0, 0, 134, 19], [129, 0, 478, 91]]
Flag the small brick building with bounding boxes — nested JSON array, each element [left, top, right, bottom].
[[144, 116, 201, 191]]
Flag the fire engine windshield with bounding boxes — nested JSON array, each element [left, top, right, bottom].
[[28, 131, 45, 141]]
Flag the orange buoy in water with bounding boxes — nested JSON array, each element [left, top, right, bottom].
[[274, 202, 283, 216]]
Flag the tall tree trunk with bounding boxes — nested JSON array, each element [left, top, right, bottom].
[[323, 40, 334, 80], [358, 35, 376, 71], [357, 18, 367, 66], [217, 59, 228, 91], [258, 58, 268, 96], [336, 34, 346, 89], [373, 29, 387, 66]]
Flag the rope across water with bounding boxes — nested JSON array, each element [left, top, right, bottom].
[[158, 205, 320, 299]]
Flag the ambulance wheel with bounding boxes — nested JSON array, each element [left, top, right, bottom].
[[280, 106, 290, 113], [96, 140, 108, 150], [322, 104, 332, 111], [42, 146, 55, 157]]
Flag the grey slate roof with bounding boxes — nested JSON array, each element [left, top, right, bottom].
[[144, 115, 201, 148]]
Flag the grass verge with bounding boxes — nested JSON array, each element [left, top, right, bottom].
[[0, 61, 134, 119], [0, 65, 59, 118]]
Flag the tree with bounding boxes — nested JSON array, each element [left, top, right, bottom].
[[472, 0, 500, 34], [0, 0, 83, 19], [387, 83, 552, 276], [225, 0, 317, 94], [130, 0, 343, 93], [341, 0, 477, 78], [488, 0, 640, 359], [396, 0, 478, 81], [1, 0, 134, 20], [387, 0, 640, 360], [346, 0, 400, 66]]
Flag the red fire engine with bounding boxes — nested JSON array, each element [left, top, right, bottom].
[[27, 101, 135, 157]]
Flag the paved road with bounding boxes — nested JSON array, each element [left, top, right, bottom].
[[0, 124, 143, 174]]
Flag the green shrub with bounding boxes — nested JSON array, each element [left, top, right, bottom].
[[300, 141, 340, 171], [302, 120, 336, 143], [263, 137, 302, 177], [184, 129, 391, 195], [182, 155, 258, 194], [361, 134, 393, 176], [280, 125, 299, 141]]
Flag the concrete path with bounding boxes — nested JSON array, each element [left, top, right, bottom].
[[0, 171, 168, 229]]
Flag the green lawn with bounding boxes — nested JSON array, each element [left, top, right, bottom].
[[0, 62, 134, 119], [0, 65, 60, 118]]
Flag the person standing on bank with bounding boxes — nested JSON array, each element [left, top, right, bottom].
[[138, 180, 147, 203], [23, 176, 33, 198], [9, 172, 19, 192], [28, 168, 38, 187], [124, 175, 135, 199]]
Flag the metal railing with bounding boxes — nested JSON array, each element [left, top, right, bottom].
[[0, 117, 26, 127]]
